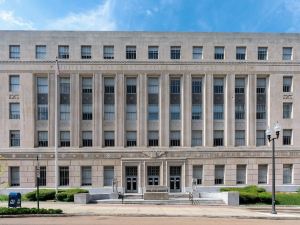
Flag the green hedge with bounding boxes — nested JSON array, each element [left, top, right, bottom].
[[25, 189, 56, 201], [0, 207, 62, 215], [0, 195, 8, 201], [56, 188, 89, 202]]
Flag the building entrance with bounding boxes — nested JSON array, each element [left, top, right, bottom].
[[125, 166, 138, 193], [169, 166, 181, 192], [147, 166, 160, 186]]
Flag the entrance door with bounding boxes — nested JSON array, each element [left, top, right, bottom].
[[147, 166, 160, 186], [125, 166, 138, 193], [169, 166, 181, 192]]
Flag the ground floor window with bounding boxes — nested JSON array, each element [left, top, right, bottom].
[[215, 165, 224, 185], [81, 166, 92, 186], [59, 166, 69, 186], [236, 165, 246, 184], [10, 167, 20, 186], [283, 164, 293, 184], [258, 164, 268, 184], [36, 166, 46, 186], [104, 166, 114, 186], [193, 165, 203, 185]]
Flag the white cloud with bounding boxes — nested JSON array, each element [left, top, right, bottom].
[[47, 0, 117, 31], [0, 10, 34, 29]]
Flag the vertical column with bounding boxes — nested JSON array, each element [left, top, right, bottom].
[[183, 73, 192, 147], [204, 74, 213, 147], [247, 74, 256, 146], [116, 73, 125, 147], [160, 73, 169, 147], [71, 73, 80, 147], [138, 73, 147, 147], [48, 72, 55, 147], [225, 74, 235, 147], [94, 73, 103, 147]]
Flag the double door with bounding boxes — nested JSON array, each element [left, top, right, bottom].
[[125, 166, 138, 193], [169, 166, 181, 192]]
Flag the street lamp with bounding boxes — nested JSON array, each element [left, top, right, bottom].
[[265, 122, 281, 214]]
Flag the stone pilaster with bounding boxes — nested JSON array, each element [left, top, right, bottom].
[[116, 73, 125, 147], [225, 74, 235, 147], [160, 73, 169, 147], [183, 73, 192, 147], [247, 74, 256, 146], [71, 73, 80, 147], [204, 74, 213, 147]]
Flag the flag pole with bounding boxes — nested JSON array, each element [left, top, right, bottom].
[[54, 58, 59, 198]]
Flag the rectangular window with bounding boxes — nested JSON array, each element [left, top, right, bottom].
[[170, 79, 180, 93], [58, 45, 69, 59], [213, 104, 224, 120], [126, 46, 136, 59], [170, 131, 180, 147], [82, 131, 92, 147], [214, 78, 224, 93], [126, 131, 137, 147], [104, 78, 115, 120], [60, 104, 70, 121], [104, 166, 114, 186], [148, 104, 159, 120], [192, 79, 202, 93], [283, 129, 292, 145], [236, 165, 246, 184], [60, 131, 70, 147], [104, 104, 115, 120], [127, 78, 137, 93], [258, 164, 268, 184], [256, 78, 266, 119], [37, 166, 46, 186], [235, 130, 245, 146], [236, 47, 246, 60], [37, 77, 48, 120], [192, 130, 202, 146], [282, 47, 292, 60], [170, 46, 181, 59], [82, 77, 92, 93], [148, 131, 159, 146], [126, 104, 137, 120], [9, 45, 20, 59], [81, 166, 92, 186], [9, 103, 20, 119], [103, 46, 114, 59], [82, 104, 92, 120], [258, 47, 268, 60], [235, 104, 245, 120], [192, 105, 202, 120], [283, 103, 292, 119], [283, 164, 293, 184], [36, 45, 46, 59], [9, 75, 20, 93], [148, 77, 159, 119], [215, 165, 225, 185], [10, 130, 20, 147], [81, 45, 91, 59], [170, 104, 180, 120], [82, 77, 92, 120], [104, 131, 115, 147], [283, 76, 292, 92], [192, 78, 202, 120], [256, 130, 266, 146], [193, 165, 203, 185], [193, 46, 203, 59], [10, 167, 20, 186], [60, 77, 70, 120], [214, 46, 224, 60], [213, 130, 224, 146], [235, 78, 245, 119], [38, 131, 48, 147], [148, 46, 158, 59], [59, 166, 69, 186]]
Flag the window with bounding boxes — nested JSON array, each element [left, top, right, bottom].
[[236, 165, 246, 184], [215, 165, 225, 185], [82, 77, 92, 93], [148, 46, 158, 59], [60, 131, 70, 147], [236, 47, 246, 60], [148, 77, 159, 119], [283, 47, 292, 60], [256, 78, 266, 119], [9, 75, 20, 93], [258, 164, 268, 184], [104, 131, 115, 147], [81, 45, 91, 59], [192, 79, 202, 93], [213, 104, 224, 120], [193, 46, 203, 59], [60, 104, 70, 121], [58, 45, 69, 59], [10, 130, 20, 147], [103, 46, 114, 59], [10, 167, 20, 186], [235, 104, 245, 120], [256, 104, 266, 119], [256, 130, 266, 146], [170, 131, 180, 147], [148, 131, 159, 146], [36, 45, 46, 59], [126, 131, 137, 147], [192, 130, 202, 146], [148, 104, 159, 120], [60, 77, 70, 120], [214, 78, 224, 93], [82, 131, 92, 147], [104, 78, 114, 93], [283, 164, 293, 184], [82, 77, 93, 120], [37, 77, 48, 120], [235, 78, 245, 94], [104, 104, 115, 120], [148, 77, 159, 93], [192, 105, 202, 120], [256, 78, 266, 94], [283, 76, 292, 92], [126, 46, 136, 59], [9, 103, 20, 119], [193, 165, 203, 185], [104, 166, 114, 186], [170, 104, 180, 120], [59, 166, 69, 186], [170, 79, 180, 93], [235, 130, 245, 146], [82, 104, 92, 120], [170, 46, 181, 59], [104, 78, 115, 119], [9, 45, 20, 59], [283, 103, 292, 119], [283, 129, 292, 145], [38, 131, 48, 147], [126, 104, 137, 120], [213, 130, 224, 146], [37, 166, 46, 186], [126, 78, 137, 93], [214, 47, 224, 60], [81, 166, 92, 186], [258, 47, 267, 60]]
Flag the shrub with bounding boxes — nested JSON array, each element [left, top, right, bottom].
[[276, 193, 300, 205], [56, 188, 88, 202], [0, 207, 62, 215], [25, 189, 56, 201], [257, 192, 272, 204], [0, 195, 8, 201]]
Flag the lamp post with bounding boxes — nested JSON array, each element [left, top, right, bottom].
[[36, 155, 40, 211], [265, 122, 281, 215]]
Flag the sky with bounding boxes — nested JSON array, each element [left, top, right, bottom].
[[0, 0, 300, 32]]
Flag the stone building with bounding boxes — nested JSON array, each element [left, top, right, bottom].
[[0, 31, 299, 194]]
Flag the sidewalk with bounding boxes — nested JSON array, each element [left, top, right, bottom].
[[1, 201, 300, 219]]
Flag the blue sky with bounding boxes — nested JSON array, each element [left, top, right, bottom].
[[0, 0, 299, 32]]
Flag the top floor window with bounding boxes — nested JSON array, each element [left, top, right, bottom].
[[9, 45, 20, 59], [258, 47, 267, 60], [81, 45, 91, 59], [9, 75, 20, 93], [236, 47, 246, 60], [58, 45, 69, 59], [193, 46, 203, 59], [103, 46, 114, 59], [126, 46, 136, 59], [170, 46, 181, 59], [214, 47, 224, 60], [148, 46, 158, 59], [283, 47, 292, 60], [36, 45, 46, 59], [283, 76, 292, 92]]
